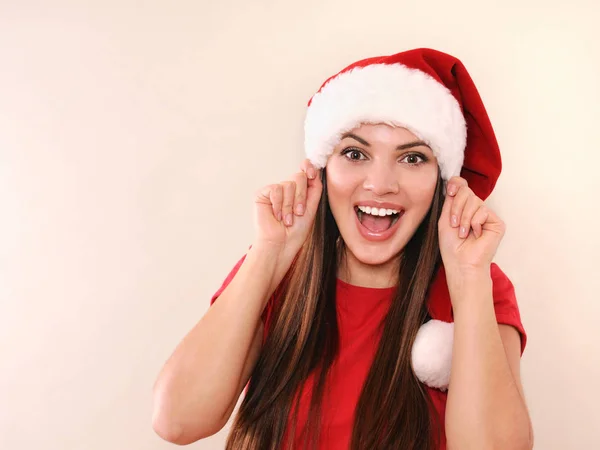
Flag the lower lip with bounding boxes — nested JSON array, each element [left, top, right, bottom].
[[354, 209, 405, 242]]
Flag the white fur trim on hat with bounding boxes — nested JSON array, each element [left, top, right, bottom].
[[412, 319, 454, 391], [304, 63, 467, 183]]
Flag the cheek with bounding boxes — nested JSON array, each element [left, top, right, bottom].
[[413, 181, 437, 205], [325, 163, 361, 208], [402, 168, 438, 205]]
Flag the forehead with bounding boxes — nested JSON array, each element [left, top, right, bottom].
[[339, 123, 432, 152], [344, 123, 419, 142]]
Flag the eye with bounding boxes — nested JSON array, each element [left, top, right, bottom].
[[341, 148, 367, 161], [401, 153, 428, 166]]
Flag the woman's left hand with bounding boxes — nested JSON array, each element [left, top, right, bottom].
[[438, 177, 506, 275]]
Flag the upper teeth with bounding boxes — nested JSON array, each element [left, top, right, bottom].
[[357, 206, 399, 216]]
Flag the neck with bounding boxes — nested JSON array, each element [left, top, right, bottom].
[[337, 245, 401, 288]]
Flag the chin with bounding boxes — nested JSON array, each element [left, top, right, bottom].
[[343, 240, 405, 267]]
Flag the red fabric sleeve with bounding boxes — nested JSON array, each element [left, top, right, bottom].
[[209, 253, 276, 342], [490, 263, 527, 355]]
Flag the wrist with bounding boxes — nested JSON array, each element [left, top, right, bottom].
[[251, 240, 285, 258], [244, 243, 284, 301], [445, 268, 493, 311], [249, 241, 297, 294], [445, 264, 491, 283]]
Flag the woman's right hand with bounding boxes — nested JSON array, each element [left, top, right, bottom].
[[253, 159, 323, 258]]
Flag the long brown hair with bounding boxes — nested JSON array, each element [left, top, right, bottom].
[[225, 168, 445, 449]]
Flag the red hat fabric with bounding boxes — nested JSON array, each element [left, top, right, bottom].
[[304, 48, 502, 200]]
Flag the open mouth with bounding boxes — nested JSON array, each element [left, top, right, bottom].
[[355, 205, 403, 233]]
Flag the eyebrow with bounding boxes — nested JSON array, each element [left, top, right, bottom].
[[340, 132, 432, 151]]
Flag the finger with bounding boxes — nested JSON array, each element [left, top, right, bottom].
[[267, 184, 284, 222], [281, 181, 296, 226], [256, 184, 283, 220], [300, 158, 317, 180], [305, 169, 323, 215], [458, 196, 483, 239], [450, 185, 472, 229], [446, 176, 468, 197], [471, 205, 489, 239], [481, 208, 506, 237], [291, 171, 308, 216], [440, 185, 454, 226], [255, 184, 272, 204]]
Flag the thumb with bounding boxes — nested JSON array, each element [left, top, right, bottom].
[[305, 169, 323, 216], [439, 191, 453, 230]]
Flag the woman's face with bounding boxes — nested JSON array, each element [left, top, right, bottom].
[[326, 123, 439, 267]]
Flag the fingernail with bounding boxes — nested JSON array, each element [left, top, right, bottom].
[[459, 226, 468, 238], [295, 204, 304, 215], [308, 168, 316, 179], [448, 185, 456, 196], [285, 213, 293, 226], [451, 215, 459, 227], [277, 211, 282, 221]]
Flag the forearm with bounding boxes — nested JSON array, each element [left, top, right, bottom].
[[152, 244, 282, 438], [445, 270, 531, 450]]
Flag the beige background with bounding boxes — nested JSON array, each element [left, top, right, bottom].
[[1, 1, 598, 449]]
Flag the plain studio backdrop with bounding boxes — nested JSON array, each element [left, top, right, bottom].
[[1, 1, 598, 449]]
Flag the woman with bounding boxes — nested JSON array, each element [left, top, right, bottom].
[[152, 48, 533, 449]]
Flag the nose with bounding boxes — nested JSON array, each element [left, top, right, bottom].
[[362, 160, 400, 196]]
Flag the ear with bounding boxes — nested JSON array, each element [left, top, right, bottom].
[[412, 319, 454, 391]]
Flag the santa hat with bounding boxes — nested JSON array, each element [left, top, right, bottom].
[[304, 48, 505, 390], [304, 47, 502, 201]]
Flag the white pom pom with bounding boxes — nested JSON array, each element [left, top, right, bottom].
[[411, 319, 454, 391]]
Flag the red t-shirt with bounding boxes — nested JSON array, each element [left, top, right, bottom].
[[210, 255, 527, 450]]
